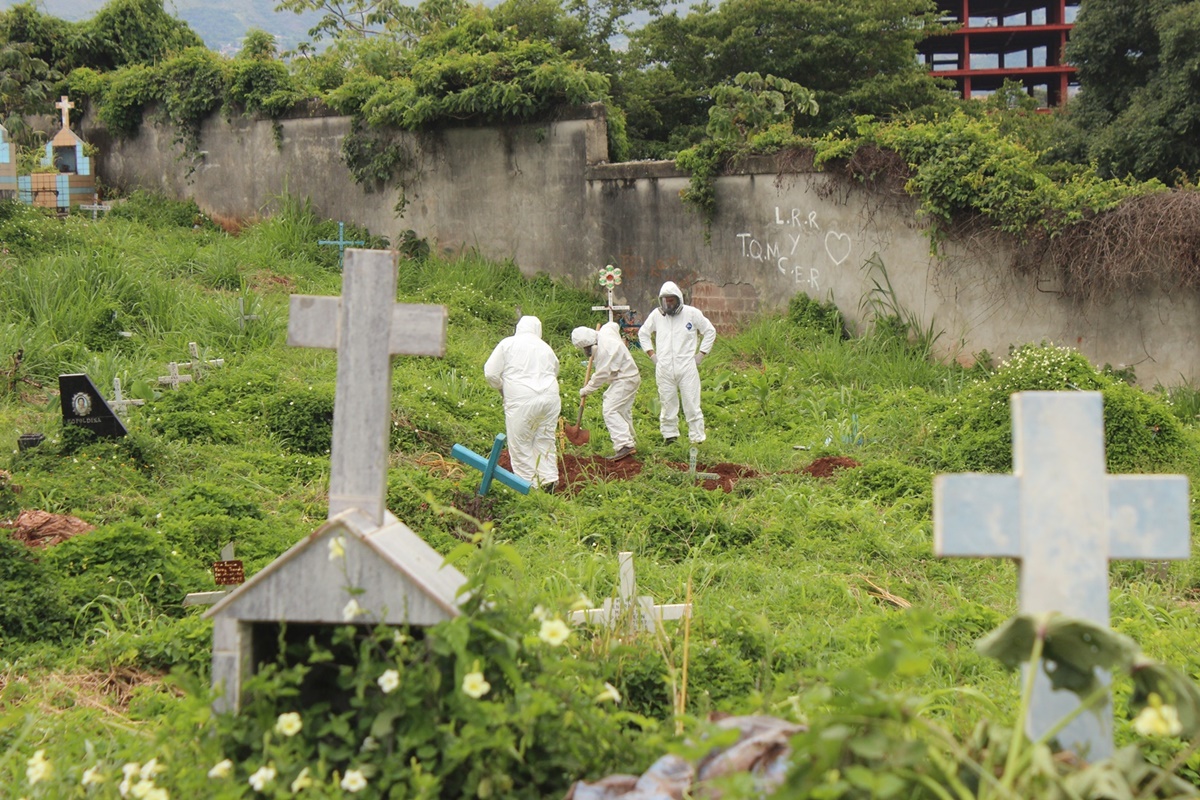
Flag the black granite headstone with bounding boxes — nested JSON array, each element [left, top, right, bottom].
[[59, 374, 126, 437]]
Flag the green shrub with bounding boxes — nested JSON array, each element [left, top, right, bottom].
[[0, 534, 71, 643], [265, 384, 335, 455], [787, 292, 846, 338]]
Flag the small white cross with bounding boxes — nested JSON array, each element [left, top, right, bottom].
[[56, 96, 74, 130], [157, 362, 193, 390], [109, 377, 144, 417], [184, 341, 225, 380], [237, 297, 260, 331], [591, 285, 630, 324], [569, 551, 691, 633], [289, 248, 447, 527], [934, 391, 1189, 758]]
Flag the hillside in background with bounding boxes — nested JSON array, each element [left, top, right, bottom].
[[0, 0, 324, 52]]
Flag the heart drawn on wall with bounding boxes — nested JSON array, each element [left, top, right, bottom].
[[824, 231, 852, 266]]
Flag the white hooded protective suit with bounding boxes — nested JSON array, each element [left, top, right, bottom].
[[637, 281, 716, 443], [572, 322, 641, 451], [484, 316, 561, 487]]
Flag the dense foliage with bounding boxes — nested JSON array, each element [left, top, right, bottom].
[[0, 196, 1199, 797]]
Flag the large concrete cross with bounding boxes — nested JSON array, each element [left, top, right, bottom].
[[934, 391, 1190, 759], [288, 249, 447, 527]]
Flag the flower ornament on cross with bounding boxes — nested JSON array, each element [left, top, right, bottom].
[[598, 265, 622, 288]]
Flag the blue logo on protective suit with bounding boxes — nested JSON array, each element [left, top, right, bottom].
[[686, 322, 693, 330]]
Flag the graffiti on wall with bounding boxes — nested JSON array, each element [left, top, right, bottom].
[[734, 206, 853, 290]]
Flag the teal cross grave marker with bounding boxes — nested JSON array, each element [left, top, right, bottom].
[[934, 391, 1190, 759], [318, 222, 366, 269], [451, 434, 531, 496]]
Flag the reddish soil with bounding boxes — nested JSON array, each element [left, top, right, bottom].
[[666, 461, 759, 493], [799, 455, 861, 479], [3, 509, 94, 548]]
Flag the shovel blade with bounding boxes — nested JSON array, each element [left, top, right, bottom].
[[564, 423, 591, 446]]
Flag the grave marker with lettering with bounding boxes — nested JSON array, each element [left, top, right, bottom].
[[934, 391, 1189, 758], [59, 374, 126, 437]]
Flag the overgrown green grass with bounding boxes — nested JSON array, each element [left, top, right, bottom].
[[2, 196, 1200, 797]]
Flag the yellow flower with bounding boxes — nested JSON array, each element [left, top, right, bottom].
[[462, 669, 491, 699], [207, 759, 233, 779], [275, 711, 303, 737], [82, 764, 105, 785], [328, 536, 345, 560], [248, 764, 277, 792], [25, 749, 52, 785], [539, 618, 571, 647], [341, 769, 368, 793], [377, 669, 401, 694], [290, 767, 313, 792], [595, 682, 621, 704], [1133, 693, 1183, 737]]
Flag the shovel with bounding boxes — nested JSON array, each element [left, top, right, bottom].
[[564, 346, 595, 446]]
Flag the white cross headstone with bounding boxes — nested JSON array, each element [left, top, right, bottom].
[[184, 341, 225, 379], [236, 297, 260, 331], [80, 194, 111, 221], [934, 391, 1190, 759], [109, 377, 144, 417], [157, 362, 192, 390], [569, 551, 691, 633], [183, 542, 238, 607], [55, 96, 74, 130], [288, 248, 447, 527], [591, 286, 630, 324]]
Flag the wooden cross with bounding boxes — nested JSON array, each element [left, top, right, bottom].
[[450, 433, 531, 496], [109, 377, 144, 417], [157, 362, 192, 390], [55, 96, 73, 130], [318, 221, 366, 270], [183, 542, 240, 607], [569, 551, 691, 633], [185, 341, 225, 379], [934, 391, 1190, 759], [288, 248, 447, 527], [236, 297, 260, 331]]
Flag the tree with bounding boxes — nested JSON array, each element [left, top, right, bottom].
[[83, 0, 204, 70], [1067, 0, 1200, 183], [0, 40, 58, 144], [620, 0, 954, 157]]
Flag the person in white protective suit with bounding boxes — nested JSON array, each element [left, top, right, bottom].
[[571, 322, 642, 461], [484, 316, 562, 491], [637, 281, 716, 444]]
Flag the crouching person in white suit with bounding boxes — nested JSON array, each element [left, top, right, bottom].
[[571, 321, 641, 460]]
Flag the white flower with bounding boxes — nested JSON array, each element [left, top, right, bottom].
[[539, 618, 571, 647], [143, 788, 168, 800], [139, 758, 164, 781], [275, 711, 303, 737], [377, 669, 400, 694], [341, 769, 368, 793], [595, 682, 622, 704], [207, 759, 233, 779], [1133, 693, 1183, 737], [342, 598, 365, 621], [25, 749, 52, 784], [82, 763, 105, 785], [360, 736, 379, 753], [248, 764, 277, 792], [130, 778, 158, 798], [569, 593, 592, 612], [529, 604, 547, 621], [290, 767, 313, 792], [392, 630, 410, 645], [328, 535, 345, 560], [119, 762, 141, 797], [462, 670, 491, 699]]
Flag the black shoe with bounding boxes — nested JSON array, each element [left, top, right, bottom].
[[663, 437, 677, 445], [607, 446, 636, 461], [541, 482, 557, 494]]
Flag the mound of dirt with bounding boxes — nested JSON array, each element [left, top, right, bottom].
[[3, 509, 94, 547], [800, 456, 861, 479], [667, 461, 760, 493]]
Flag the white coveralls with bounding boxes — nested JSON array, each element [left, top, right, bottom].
[[573, 322, 641, 452], [638, 282, 716, 443], [484, 316, 561, 487]]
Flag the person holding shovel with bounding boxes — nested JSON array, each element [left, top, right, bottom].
[[638, 281, 716, 445], [570, 321, 641, 460], [484, 316, 561, 492]]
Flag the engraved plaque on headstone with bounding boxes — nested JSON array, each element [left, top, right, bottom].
[[58, 374, 126, 437], [212, 560, 245, 586]]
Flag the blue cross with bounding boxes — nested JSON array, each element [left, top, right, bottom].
[[318, 221, 366, 269], [451, 433, 531, 496]]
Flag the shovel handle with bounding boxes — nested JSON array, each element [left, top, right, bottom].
[[575, 344, 596, 425]]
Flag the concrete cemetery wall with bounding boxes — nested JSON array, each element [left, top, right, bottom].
[[88, 104, 1200, 388]]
